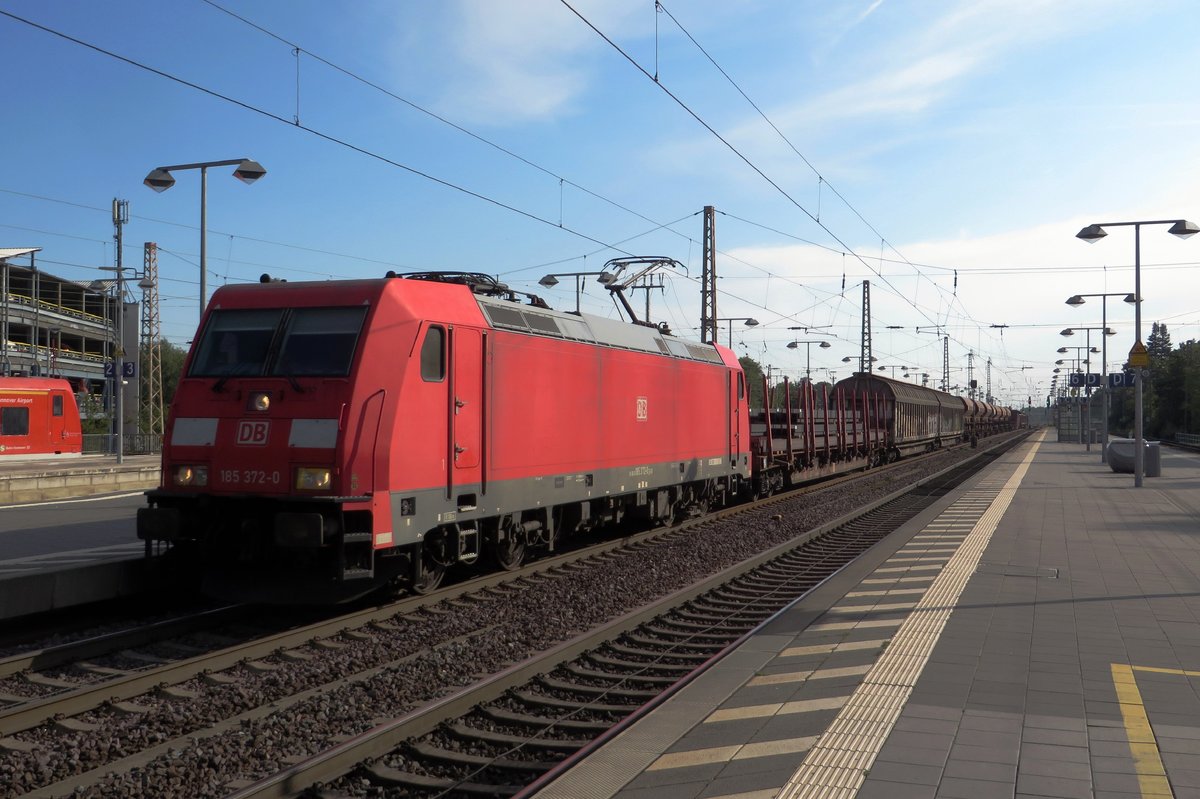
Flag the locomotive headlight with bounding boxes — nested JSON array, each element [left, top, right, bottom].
[[173, 464, 208, 487], [249, 392, 271, 412], [295, 467, 332, 491]]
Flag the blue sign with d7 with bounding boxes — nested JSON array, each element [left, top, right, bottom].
[[1109, 371, 1137, 388]]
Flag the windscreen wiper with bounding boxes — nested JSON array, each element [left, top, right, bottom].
[[212, 364, 248, 393]]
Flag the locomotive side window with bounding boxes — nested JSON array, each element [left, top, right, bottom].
[[421, 326, 446, 381], [737, 373, 745, 399], [52, 395, 64, 416], [190, 309, 283, 376], [272, 307, 367, 376], [1, 407, 30, 436]]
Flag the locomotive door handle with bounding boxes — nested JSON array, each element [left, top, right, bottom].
[[455, 398, 465, 414]]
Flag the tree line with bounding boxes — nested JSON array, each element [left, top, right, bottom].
[[1107, 322, 1200, 439]]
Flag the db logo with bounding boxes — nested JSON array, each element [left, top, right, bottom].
[[236, 420, 270, 446]]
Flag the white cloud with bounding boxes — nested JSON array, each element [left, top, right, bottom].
[[715, 197, 1200, 374], [440, 0, 645, 125], [645, 0, 1136, 187]]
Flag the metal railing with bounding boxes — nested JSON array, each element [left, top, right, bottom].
[[4, 290, 108, 324], [82, 433, 162, 456], [1176, 432, 1200, 446]]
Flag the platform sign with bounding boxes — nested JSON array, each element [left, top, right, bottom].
[[1109, 371, 1138, 388], [1129, 340, 1150, 368], [105, 361, 137, 378], [122, 361, 136, 378], [1068, 373, 1101, 388]]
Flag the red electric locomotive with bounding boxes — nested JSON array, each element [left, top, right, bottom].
[[138, 272, 752, 602], [0, 377, 82, 459]]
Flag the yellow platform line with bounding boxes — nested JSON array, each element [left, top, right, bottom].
[[1112, 663, 1182, 798]]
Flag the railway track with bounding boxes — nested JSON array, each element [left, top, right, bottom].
[[0, 543, 655, 745], [229, 437, 1025, 798], [0, 432, 1026, 797]]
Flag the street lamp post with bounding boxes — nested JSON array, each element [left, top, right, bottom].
[[1057, 344, 1100, 447], [144, 159, 267, 319], [1066, 293, 1132, 463], [715, 317, 759, 349], [1061, 330, 1112, 452], [538, 271, 616, 314], [786, 339, 831, 379], [1077, 218, 1198, 486], [99, 259, 130, 463], [1061, 324, 1117, 459]]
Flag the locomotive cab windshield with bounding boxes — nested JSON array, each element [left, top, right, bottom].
[[190, 306, 368, 378]]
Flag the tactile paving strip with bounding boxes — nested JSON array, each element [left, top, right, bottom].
[[775, 435, 1043, 799]]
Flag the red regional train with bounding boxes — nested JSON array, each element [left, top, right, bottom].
[[0, 377, 83, 459], [137, 271, 1012, 603]]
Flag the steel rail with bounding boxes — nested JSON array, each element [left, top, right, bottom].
[[226, 434, 1028, 799]]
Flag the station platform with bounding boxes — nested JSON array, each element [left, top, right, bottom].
[[0, 455, 159, 618], [536, 430, 1200, 799], [0, 453, 159, 504]]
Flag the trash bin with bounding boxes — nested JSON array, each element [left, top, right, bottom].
[[1145, 441, 1162, 477]]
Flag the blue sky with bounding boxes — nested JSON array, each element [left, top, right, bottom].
[[2, 0, 1198, 406]]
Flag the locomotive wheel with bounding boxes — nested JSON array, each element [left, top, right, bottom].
[[491, 536, 527, 571], [411, 559, 446, 594], [410, 541, 449, 594]]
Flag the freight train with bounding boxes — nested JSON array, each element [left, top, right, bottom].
[[137, 271, 1012, 603], [0, 377, 82, 459]]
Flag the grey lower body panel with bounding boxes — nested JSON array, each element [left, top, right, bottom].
[[387, 455, 749, 546]]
